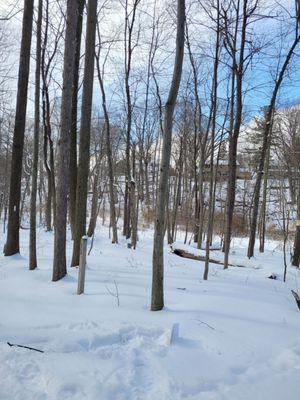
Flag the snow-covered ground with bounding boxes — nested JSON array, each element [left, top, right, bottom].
[[1, 224, 300, 400]]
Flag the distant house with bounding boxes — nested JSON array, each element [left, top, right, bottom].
[[203, 163, 252, 181]]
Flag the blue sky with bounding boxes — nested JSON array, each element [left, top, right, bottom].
[[1, 0, 300, 125]]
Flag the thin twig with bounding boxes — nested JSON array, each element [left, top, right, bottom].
[[192, 319, 216, 330], [105, 280, 120, 307], [7, 342, 44, 353]]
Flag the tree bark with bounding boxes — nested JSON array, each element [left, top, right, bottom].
[[52, 0, 79, 280], [171, 136, 183, 243], [71, 0, 97, 267], [29, 0, 42, 270], [204, 0, 220, 280], [123, 0, 140, 239], [41, 0, 57, 231], [151, 0, 185, 311], [259, 141, 271, 253], [131, 144, 138, 248], [69, 0, 85, 239], [95, 32, 118, 244], [4, 0, 34, 256], [223, 0, 249, 268]]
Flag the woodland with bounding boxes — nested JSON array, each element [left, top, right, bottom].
[[0, 1, 300, 399]]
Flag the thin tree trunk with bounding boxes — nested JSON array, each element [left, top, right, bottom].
[[41, 0, 56, 231], [131, 143, 138, 248], [29, 0, 42, 270], [151, 0, 185, 311], [171, 137, 183, 242], [185, 23, 203, 246], [52, 0, 79, 281], [224, 0, 250, 268], [259, 141, 271, 253], [204, 1, 220, 280], [248, 34, 300, 258], [123, 0, 140, 239], [38, 156, 44, 226], [69, 0, 85, 239], [95, 31, 118, 244], [71, 0, 97, 267], [42, 79, 53, 231]]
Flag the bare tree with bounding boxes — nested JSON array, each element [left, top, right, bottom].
[[223, 0, 259, 269], [95, 22, 118, 244], [151, 0, 185, 311], [4, 0, 34, 256], [52, 0, 79, 281], [204, 0, 221, 280], [247, 12, 300, 258], [29, 0, 43, 270], [123, 0, 141, 241], [69, 0, 85, 238], [71, 0, 98, 267], [41, 0, 64, 231]]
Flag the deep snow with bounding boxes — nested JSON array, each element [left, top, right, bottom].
[[0, 225, 300, 400]]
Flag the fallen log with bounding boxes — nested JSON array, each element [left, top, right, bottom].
[[171, 246, 246, 268]]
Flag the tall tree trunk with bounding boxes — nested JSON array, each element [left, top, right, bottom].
[[4, 0, 34, 256], [259, 141, 271, 253], [197, 156, 205, 248], [204, 1, 220, 280], [29, 0, 42, 270], [151, 0, 185, 311], [171, 137, 183, 242], [185, 22, 203, 246], [69, 0, 85, 238], [131, 144, 138, 248], [38, 156, 44, 226], [248, 34, 300, 258], [223, 0, 248, 269], [52, 0, 79, 280], [95, 34, 118, 244], [41, 0, 56, 231], [123, 0, 140, 239], [71, 0, 97, 267], [42, 77, 53, 231]]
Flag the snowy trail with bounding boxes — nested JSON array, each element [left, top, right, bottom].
[[1, 226, 300, 399]]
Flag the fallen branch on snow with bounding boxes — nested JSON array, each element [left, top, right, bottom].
[[171, 246, 246, 268], [192, 319, 216, 330], [7, 342, 44, 353]]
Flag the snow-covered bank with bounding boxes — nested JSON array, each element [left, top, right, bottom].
[[1, 226, 300, 400]]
